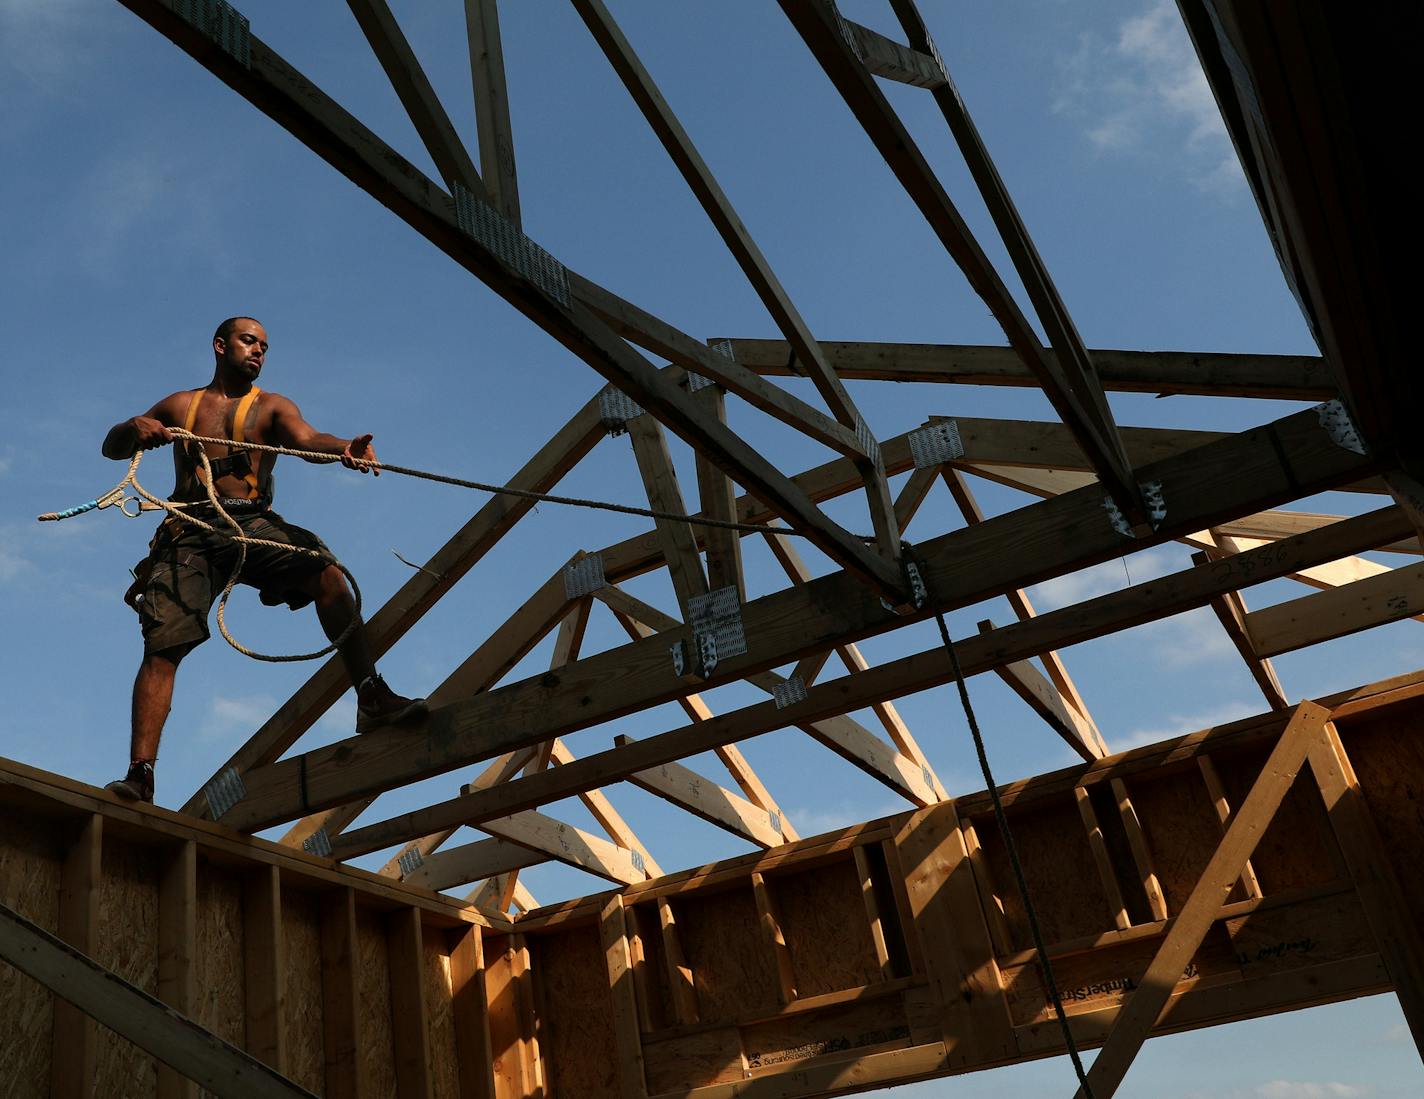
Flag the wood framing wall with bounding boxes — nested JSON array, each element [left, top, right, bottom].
[[6, 672, 1421, 1097]]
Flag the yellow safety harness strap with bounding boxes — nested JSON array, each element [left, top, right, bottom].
[[231, 387, 262, 498]]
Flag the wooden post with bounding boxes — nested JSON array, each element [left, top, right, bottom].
[[52, 811, 101, 1098], [448, 925, 497, 1099], [387, 906, 434, 1098], [320, 887, 364, 1099], [244, 864, 287, 1071], [599, 894, 648, 1098], [157, 839, 198, 1099]]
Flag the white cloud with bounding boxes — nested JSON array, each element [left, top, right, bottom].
[[200, 693, 279, 742], [0, 455, 12, 478], [1055, 1, 1243, 196], [1255, 1084, 1370, 1099], [1133, 606, 1235, 669], [787, 797, 904, 838]]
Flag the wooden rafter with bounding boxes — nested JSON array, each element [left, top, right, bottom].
[[463, 0, 520, 224], [626, 415, 709, 618]]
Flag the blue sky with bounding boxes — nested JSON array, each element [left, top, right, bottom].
[[2, 1, 1419, 1094]]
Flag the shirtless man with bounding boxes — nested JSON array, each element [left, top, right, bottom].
[[101, 316, 425, 803]]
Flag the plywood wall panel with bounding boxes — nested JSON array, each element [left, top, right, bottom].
[[281, 887, 326, 1095], [1339, 712, 1424, 914], [0, 814, 61, 1098], [674, 888, 780, 1022], [194, 864, 246, 1049], [1220, 748, 1343, 894], [532, 924, 621, 1099], [94, 837, 160, 1098], [357, 907, 399, 1098], [1128, 767, 1234, 912], [425, 932, 464, 1099], [771, 860, 880, 997]]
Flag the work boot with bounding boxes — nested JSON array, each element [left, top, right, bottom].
[[355, 674, 428, 734], [106, 760, 155, 804]]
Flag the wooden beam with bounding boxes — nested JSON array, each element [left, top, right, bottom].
[[852, 845, 895, 980], [947, 468, 1106, 755], [1111, 777, 1170, 922], [571, 274, 867, 458], [719, 338, 1334, 400], [181, 392, 607, 817], [386, 907, 434, 1098], [448, 925, 497, 1099], [1216, 508, 1419, 553], [479, 811, 643, 885], [1074, 786, 1130, 930], [627, 414, 709, 617], [599, 895, 649, 1098], [614, 734, 784, 848], [981, 618, 1101, 761], [345, 0, 484, 195], [1246, 561, 1424, 658], [243, 865, 286, 1071], [402, 838, 546, 893], [325, 505, 1415, 858], [463, 0, 519, 224], [655, 896, 699, 1025], [157, 840, 198, 1099], [1196, 550, 1291, 710], [1079, 702, 1330, 1097], [751, 871, 798, 1004], [842, 18, 945, 88], [1384, 469, 1424, 544], [0, 899, 315, 1099], [570, 0, 903, 561], [319, 888, 364, 1099], [52, 812, 101, 1098]]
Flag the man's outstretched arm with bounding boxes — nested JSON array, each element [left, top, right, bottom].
[[268, 394, 380, 475]]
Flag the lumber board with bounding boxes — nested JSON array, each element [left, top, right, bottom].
[[720, 339, 1334, 399], [983, 619, 1100, 760], [599, 895, 649, 1098], [243, 865, 286, 1070], [385, 907, 434, 1098], [480, 811, 643, 886], [843, 19, 945, 88], [448, 925, 497, 1099], [402, 838, 546, 893], [1245, 561, 1424, 658], [157, 840, 198, 1099], [0, 899, 315, 1099], [52, 813, 102, 1098], [463, 0, 519, 224], [326, 506, 1413, 858], [628, 415, 709, 617]]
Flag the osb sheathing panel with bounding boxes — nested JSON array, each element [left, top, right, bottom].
[[94, 837, 160, 1098], [1340, 712, 1424, 914], [0, 814, 61, 1098], [424, 932, 463, 1099], [979, 797, 1110, 948], [741, 997, 912, 1074], [531, 924, 621, 1099], [194, 864, 245, 1049], [643, 1026, 744, 1094], [1127, 767, 1233, 912], [771, 860, 880, 998], [281, 888, 326, 1095], [1219, 747, 1344, 894], [357, 908, 399, 1097], [673, 887, 780, 1022]]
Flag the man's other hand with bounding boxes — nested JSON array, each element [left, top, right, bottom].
[[342, 434, 380, 475]]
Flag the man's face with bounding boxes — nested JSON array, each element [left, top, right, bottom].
[[215, 319, 268, 380]]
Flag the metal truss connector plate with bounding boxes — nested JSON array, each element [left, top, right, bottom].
[[908, 420, 964, 469], [302, 827, 333, 858], [772, 676, 808, 709], [597, 385, 645, 436], [1104, 480, 1166, 538], [1316, 399, 1366, 455], [203, 766, 246, 821], [174, 0, 251, 67], [688, 586, 748, 662], [452, 182, 570, 307], [563, 554, 606, 599], [397, 847, 425, 877]]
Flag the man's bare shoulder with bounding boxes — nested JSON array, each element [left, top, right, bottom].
[[148, 388, 202, 425]]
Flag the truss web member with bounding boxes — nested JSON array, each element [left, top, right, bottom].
[[100, 316, 426, 803]]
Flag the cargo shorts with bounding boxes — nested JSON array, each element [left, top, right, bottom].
[[127, 508, 333, 656]]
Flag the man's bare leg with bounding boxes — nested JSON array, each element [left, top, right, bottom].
[[130, 650, 182, 763], [303, 564, 425, 730]]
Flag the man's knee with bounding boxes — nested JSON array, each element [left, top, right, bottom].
[[306, 563, 350, 605], [141, 646, 187, 675]]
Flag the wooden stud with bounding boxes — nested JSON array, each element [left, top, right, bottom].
[[597, 896, 647, 1097], [386, 907, 434, 1098], [622, 903, 657, 1033], [52, 811, 101, 1099], [1074, 786, 1131, 930], [1196, 755, 1264, 901], [1111, 777, 1170, 921], [1, 900, 314, 1099], [243, 864, 286, 1071], [656, 896, 699, 1026], [693, 384, 746, 600], [448, 925, 497, 1099], [750, 872, 798, 1005], [463, 0, 520, 224], [1080, 702, 1330, 1097], [510, 934, 543, 1096], [157, 840, 198, 1099], [852, 845, 894, 980], [960, 821, 1014, 957], [319, 887, 364, 1099]]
